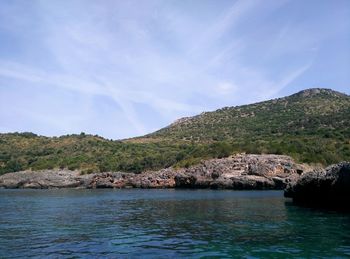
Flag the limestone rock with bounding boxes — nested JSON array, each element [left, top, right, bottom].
[[284, 162, 350, 209], [0, 170, 83, 189], [173, 154, 301, 189]]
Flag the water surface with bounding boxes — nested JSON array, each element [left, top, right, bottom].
[[0, 189, 349, 258]]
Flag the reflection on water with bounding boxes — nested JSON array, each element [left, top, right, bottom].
[[0, 189, 349, 257]]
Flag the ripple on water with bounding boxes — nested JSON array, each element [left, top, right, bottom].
[[0, 189, 349, 258]]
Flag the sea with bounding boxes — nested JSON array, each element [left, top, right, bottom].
[[0, 189, 349, 258]]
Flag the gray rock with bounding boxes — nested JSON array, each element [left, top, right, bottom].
[[284, 162, 350, 209], [174, 154, 302, 190], [0, 170, 83, 189]]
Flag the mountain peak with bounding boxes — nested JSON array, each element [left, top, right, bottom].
[[293, 88, 347, 98]]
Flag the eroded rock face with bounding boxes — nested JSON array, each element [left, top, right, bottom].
[[0, 170, 84, 189], [0, 169, 178, 189], [174, 154, 302, 190], [284, 162, 350, 209], [0, 154, 304, 190]]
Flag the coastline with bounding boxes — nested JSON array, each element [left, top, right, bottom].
[[2, 154, 348, 211], [0, 154, 305, 190]]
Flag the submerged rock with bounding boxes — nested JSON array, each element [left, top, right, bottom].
[[284, 162, 350, 209]]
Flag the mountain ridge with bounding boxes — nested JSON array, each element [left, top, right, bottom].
[[143, 88, 349, 142], [158, 88, 348, 133]]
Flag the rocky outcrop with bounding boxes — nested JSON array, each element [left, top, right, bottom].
[[284, 162, 350, 209], [174, 154, 302, 189], [0, 170, 84, 189], [0, 154, 304, 189], [0, 169, 177, 189]]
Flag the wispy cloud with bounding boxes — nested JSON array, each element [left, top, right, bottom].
[[0, 0, 349, 138], [0, 59, 204, 135]]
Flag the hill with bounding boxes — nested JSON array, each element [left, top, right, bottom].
[[0, 133, 191, 175], [142, 88, 350, 165], [147, 88, 349, 142], [0, 88, 349, 175]]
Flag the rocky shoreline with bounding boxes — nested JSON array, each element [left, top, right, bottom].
[[0, 154, 306, 190], [2, 153, 349, 210]]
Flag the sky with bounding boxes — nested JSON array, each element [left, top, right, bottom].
[[0, 0, 349, 139]]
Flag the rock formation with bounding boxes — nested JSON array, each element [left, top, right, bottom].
[[173, 154, 303, 189], [284, 162, 350, 209], [0, 154, 304, 190]]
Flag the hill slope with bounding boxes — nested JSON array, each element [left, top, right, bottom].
[[141, 88, 350, 164], [147, 88, 349, 142], [0, 133, 191, 175], [0, 88, 349, 174]]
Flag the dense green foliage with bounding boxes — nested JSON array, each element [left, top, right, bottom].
[[0, 133, 235, 174], [0, 88, 349, 174], [146, 88, 350, 164]]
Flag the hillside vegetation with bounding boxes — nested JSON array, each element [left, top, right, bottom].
[[0, 133, 231, 175], [145, 88, 350, 164], [0, 88, 349, 175]]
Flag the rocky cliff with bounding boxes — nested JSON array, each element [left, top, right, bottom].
[[0, 154, 304, 189], [284, 162, 350, 210]]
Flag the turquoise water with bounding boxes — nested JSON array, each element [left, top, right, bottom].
[[0, 189, 349, 258]]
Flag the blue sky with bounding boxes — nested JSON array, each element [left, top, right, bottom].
[[0, 0, 349, 139]]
